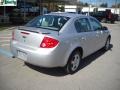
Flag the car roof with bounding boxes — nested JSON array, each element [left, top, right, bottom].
[[46, 12, 88, 18]]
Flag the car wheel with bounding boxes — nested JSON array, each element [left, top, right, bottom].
[[104, 37, 110, 51], [65, 50, 81, 74]]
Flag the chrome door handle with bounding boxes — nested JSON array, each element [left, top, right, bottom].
[[96, 32, 100, 34], [81, 37, 86, 40]]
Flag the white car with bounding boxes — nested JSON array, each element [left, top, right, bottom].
[[11, 13, 111, 74]]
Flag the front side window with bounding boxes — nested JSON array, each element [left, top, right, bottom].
[[25, 15, 70, 31], [74, 18, 91, 33], [90, 18, 102, 31]]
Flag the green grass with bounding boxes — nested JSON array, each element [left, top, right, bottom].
[[0, 24, 14, 31], [0, 27, 9, 31]]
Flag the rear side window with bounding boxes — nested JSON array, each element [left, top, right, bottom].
[[90, 18, 102, 31], [74, 18, 91, 33], [25, 15, 70, 31]]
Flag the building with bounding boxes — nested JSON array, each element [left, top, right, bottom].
[[82, 7, 120, 15], [0, 0, 79, 23]]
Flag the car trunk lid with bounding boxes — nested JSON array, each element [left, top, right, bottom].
[[14, 26, 58, 48]]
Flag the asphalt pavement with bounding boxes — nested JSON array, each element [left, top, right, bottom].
[[0, 22, 120, 90]]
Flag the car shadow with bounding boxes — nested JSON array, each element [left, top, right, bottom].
[[78, 44, 113, 71], [25, 44, 113, 77], [25, 63, 67, 76]]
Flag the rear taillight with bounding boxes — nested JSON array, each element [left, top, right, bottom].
[[12, 31, 14, 40], [40, 37, 59, 48]]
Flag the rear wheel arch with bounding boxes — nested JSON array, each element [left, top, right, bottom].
[[66, 47, 83, 65], [73, 47, 83, 58], [65, 47, 83, 74]]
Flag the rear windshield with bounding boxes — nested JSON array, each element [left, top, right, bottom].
[[25, 15, 70, 31]]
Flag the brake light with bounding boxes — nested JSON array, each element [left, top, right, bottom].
[[40, 37, 59, 48], [12, 31, 14, 40]]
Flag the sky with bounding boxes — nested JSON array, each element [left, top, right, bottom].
[[80, 0, 120, 7]]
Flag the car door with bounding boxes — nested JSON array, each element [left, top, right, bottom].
[[89, 17, 107, 50], [74, 17, 98, 57]]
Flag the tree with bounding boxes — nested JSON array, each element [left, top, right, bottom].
[[84, 3, 89, 7], [100, 3, 108, 7]]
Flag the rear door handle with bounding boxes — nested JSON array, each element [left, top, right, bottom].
[[96, 32, 100, 37], [81, 37, 86, 40]]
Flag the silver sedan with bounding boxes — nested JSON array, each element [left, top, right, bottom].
[[10, 13, 111, 74]]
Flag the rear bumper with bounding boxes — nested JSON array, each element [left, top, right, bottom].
[[10, 41, 68, 68]]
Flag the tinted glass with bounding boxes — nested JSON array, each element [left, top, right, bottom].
[[90, 18, 102, 31], [25, 15, 70, 31], [75, 18, 91, 33]]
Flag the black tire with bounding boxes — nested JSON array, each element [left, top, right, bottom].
[[104, 37, 110, 51], [65, 50, 81, 74]]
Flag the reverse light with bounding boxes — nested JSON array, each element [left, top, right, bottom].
[[40, 37, 59, 48]]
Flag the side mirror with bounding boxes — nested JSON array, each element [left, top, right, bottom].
[[102, 26, 108, 30]]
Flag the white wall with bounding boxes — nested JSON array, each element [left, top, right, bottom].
[[82, 7, 120, 14], [64, 5, 77, 12]]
